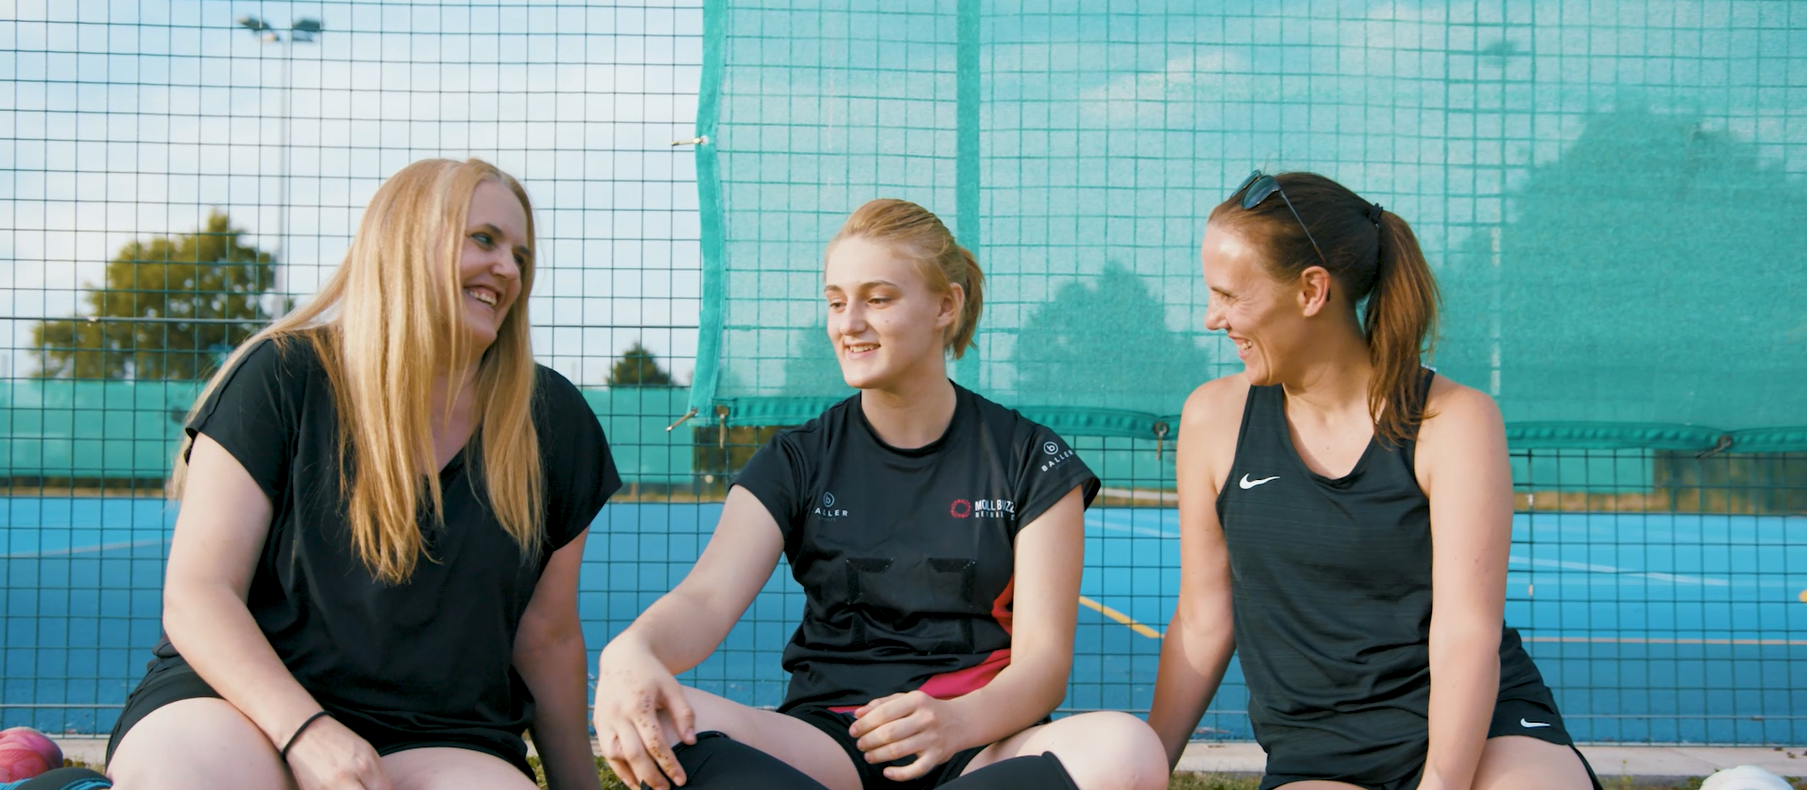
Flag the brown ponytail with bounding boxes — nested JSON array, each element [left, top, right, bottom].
[[1207, 172, 1441, 444], [1363, 211, 1440, 444], [829, 198, 985, 359]]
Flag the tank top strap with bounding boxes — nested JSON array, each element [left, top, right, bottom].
[[1397, 367, 1438, 472], [1228, 381, 1290, 483]]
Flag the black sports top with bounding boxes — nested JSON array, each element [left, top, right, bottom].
[[1216, 371, 1545, 780], [734, 383, 1100, 712], [148, 336, 621, 762]]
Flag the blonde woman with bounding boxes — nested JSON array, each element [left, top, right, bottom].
[[105, 159, 618, 790], [592, 199, 1168, 790]]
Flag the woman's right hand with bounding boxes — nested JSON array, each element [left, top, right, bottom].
[[593, 642, 697, 790], [282, 715, 393, 790]]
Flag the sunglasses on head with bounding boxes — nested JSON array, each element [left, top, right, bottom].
[[1233, 170, 1329, 267]]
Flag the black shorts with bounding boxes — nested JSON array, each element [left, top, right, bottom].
[[106, 657, 536, 780], [785, 706, 991, 790], [1258, 693, 1604, 790]]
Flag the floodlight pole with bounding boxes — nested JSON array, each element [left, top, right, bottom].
[[1478, 39, 1523, 399], [237, 15, 322, 303]]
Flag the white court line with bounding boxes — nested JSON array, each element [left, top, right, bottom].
[[1509, 555, 1732, 587], [1085, 516, 1180, 539], [1524, 635, 1807, 646], [1097, 487, 1178, 506], [1, 537, 169, 559]]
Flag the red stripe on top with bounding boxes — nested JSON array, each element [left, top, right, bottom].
[[915, 575, 1017, 700], [916, 646, 1012, 699], [829, 577, 1021, 713], [991, 576, 1016, 636]]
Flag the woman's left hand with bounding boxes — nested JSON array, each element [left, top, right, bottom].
[[850, 691, 969, 781]]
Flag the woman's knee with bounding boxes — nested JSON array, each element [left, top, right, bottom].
[[1025, 712, 1168, 790], [671, 689, 860, 790], [106, 698, 293, 790], [381, 747, 539, 790]]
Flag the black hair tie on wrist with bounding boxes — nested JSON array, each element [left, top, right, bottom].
[[281, 711, 333, 761]]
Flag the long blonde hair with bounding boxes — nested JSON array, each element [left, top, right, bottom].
[[171, 158, 545, 584]]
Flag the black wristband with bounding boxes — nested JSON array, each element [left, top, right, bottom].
[[281, 711, 333, 761]]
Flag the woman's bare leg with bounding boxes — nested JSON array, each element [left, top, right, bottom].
[[106, 698, 294, 790], [381, 747, 539, 790], [962, 711, 1168, 790], [1472, 735, 1594, 790], [677, 686, 862, 790]]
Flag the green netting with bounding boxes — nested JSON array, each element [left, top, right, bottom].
[[688, 0, 1807, 453]]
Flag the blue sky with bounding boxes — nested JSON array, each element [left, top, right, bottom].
[[2, 0, 707, 384]]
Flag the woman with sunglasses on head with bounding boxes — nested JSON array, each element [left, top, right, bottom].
[[106, 158, 618, 790], [1146, 172, 1599, 790], [592, 199, 1168, 790]]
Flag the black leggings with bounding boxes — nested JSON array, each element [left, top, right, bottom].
[[2, 768, 113, 790], [650, 732, 1079, 790]]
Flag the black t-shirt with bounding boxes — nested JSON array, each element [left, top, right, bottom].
[[151, 335, 620, 753], [734, 384, 1099, 712]]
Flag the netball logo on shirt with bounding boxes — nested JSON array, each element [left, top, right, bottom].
[[974, 498, 1015, 518], [813, 491, 849, 519], [950, 498, 1015, 519], [1040, 439, 1075, 472]]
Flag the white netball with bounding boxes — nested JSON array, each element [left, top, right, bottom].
[[1699, 765, 1794, 790]]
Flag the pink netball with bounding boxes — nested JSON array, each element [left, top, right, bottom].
[[0, 726, 63, 781]]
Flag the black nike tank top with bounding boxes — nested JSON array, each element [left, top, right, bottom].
[[1216, 369, 1547, 779]]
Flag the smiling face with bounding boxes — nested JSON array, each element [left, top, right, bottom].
[[823, 235, 961, 391], [458, 179, 530, 352], [1201, 223, 1315, 386]]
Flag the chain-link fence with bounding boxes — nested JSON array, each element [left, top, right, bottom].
[[2, 1, 1803, 746]]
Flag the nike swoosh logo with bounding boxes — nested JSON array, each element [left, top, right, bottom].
[[1520, 719, 1551, 728], [1239, 474, 1280, 489]]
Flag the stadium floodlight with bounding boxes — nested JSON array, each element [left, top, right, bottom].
[[237, 15, 281, 42], [291, 18, 324, 42]]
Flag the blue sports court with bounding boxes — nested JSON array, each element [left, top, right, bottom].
[[5, 498, 1802, 743]]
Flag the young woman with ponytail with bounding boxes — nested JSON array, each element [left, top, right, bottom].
[[107, 159, 619, 790], [1147, 172, 1600, 790], [592, 199, 1167, 790]]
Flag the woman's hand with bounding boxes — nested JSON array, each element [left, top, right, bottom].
[[850, 691, 970, 782], [593, 641, 697, 790], [283, 715, 393, 790]]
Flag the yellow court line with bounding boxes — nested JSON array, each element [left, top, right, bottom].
[[1071, 601, 1807, 646], [1078, 595, 1163, 640], [1525, 636, 1807, 646]]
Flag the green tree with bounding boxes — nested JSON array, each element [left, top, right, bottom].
[[1436, 105, 1807, 429], [32, 211, 276, 380], [1011, 262, 1214, 414], [608, 341, 674, 386], [781, 325, 850, 397]]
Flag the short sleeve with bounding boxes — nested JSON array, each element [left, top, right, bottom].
[[1012, 424, 1101, 534], [534, 368, 622, 553], [732, 431, 813, 543], [185, 338, 305, 503]]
